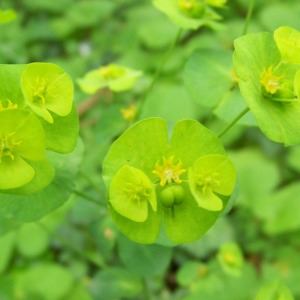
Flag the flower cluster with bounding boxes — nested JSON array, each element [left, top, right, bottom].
[[233, 26, 300, 146], [102, 118, 236, 244], [0, 63, 78, 193], [152, 0, 227, 30], [77, 63, 142, 94]]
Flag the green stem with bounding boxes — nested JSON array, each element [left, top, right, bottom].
[[73, 189, 107, 208], [217, 107, 250, 138], [242, 0, 256, 36], [136, 28, 183, 119], [37, 222, 107, 269], [79, 170, 104, 196], [142, 277, 151, 300], [113, 91, 122, 107]]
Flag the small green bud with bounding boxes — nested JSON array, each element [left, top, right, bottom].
[[160, 187, 175, 208], [172, 185, 185, 205]]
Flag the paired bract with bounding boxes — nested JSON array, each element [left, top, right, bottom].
[[103, 118, 236, 244], [0, 62, 79, 194], [77, 64, 142, 94], [152, 0, 226, 30], [233, 26, 300, 146]]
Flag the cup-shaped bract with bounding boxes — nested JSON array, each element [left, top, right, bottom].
[[103, 117, 236, 244], [233, 26, 300, 146], [188, 154, 236, 211], [21, 63, 74, 124], [109, 165, 157, 222], [274, 26, 300, 64], [217, 242, 244, 277], [0, 109, 46, 189], [77, 64, 142, 94], [152, 0, 223, 30]]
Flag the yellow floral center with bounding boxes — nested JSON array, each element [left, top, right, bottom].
[[178, 0, 194, 10], [152, 156, 186, 186], [196, 172, 220, 194], [98, 64, 125, 80], [32, 77, 48, 104], [0, 100, 18, 111], [121, 105, 137, 122], [231, 68, 238, 83], [224, 252, 236, 265], [123, 182, 151, 205], [260, 66, 284, 94], [0, 132, 22, 163]]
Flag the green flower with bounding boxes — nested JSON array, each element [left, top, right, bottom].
[[77, 64, 142, 94], [233, 26, 300, 146], [21, 63, 74, 124], [152, 0, 224, 30], [217, 242, 244, 277], [189, 154, 236, 211], [102, 118, 236, 244], [0, 108, 46, 190]]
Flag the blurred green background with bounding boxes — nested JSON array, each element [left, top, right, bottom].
[[1, 0, 300, 299]]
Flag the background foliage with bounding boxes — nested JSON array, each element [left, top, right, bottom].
[[1, 0, 300, 299]]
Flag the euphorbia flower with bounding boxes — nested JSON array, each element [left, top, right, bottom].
[[233, 26, 300, 146], [0, 107, 46, 189], [152, 0, 224, 30], [102, 118, 236, 244], [77, 64, 142, 94], [21, 62, 74, 123]]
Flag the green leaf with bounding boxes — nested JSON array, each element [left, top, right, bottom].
[[177, 261, 207, 286], [255, 279, 294, 300], [16, 223, 49, 258], [263, 183, 300, 235], [139, 82, 201, 123], [21, 62, 74, 123], [39, 103, 79, 153], [214, 88, 257, 126], [66, 1, 115, 28], [184, 49, 234, 108], [89, 267, 143, 300], [118, 234, 172, 277], [0, 231, 15, 274], [16, 264, 74, 300], [233, 30, 300, 145]]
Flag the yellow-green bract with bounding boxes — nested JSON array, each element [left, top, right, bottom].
[[0, 62, 79, 195], [152, 0, 224, 30], [233, 26, 300, 146], [0, 109, 46, 190], [102, 117, 236, 244], [77, 64, 142, 94]]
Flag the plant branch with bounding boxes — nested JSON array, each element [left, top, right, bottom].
[[73, 189, 107, 208], [217, 107, 250, 138], [38, 222, 107, 269], [136, 28, 183, 119], [242, 0, 256, 36]]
